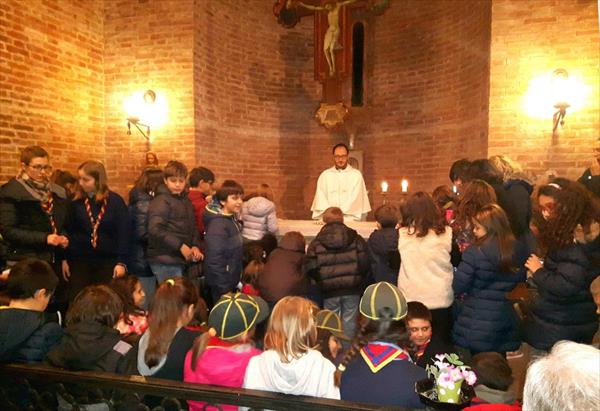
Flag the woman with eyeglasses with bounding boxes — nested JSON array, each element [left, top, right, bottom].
[[0, 146, 69, 271]]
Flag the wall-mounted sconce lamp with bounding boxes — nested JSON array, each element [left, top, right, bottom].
[[524, 68, 588, 138], [124, 89, 167, 152], [550, 69, 570, 136]]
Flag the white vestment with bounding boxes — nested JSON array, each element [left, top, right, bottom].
[[311, 165, 371, 221]]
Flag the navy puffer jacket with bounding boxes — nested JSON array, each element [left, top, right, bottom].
[[523, 242, 599, 351], [452, 238, 528, 353], [202, 202, 244, 296]]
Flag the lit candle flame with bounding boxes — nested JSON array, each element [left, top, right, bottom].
[[452, 185, 457, 194], [401, 179, 408, 193], [381, 181, 389, 193]]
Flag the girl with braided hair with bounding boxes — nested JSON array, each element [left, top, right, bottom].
[[337, 282, 426, 408], [523, 178, 600, 354]]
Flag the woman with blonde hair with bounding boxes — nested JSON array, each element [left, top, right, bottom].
[[241, 183, 278, 241], [63, 161, 130, 302], [243, 296, 340, 399]]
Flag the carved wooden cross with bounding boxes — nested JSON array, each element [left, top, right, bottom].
[[274, 0, 389, 128]]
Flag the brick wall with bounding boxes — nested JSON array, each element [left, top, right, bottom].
[[488, 0, 600, 183], [1, 0, 597, 218], [0, 0, 104, 182], [360, 0, 492, 208], [193, 0, 330, 219], [104, 0, 195, 197]]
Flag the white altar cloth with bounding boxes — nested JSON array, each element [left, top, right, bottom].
[[277, 219, 377, 240]]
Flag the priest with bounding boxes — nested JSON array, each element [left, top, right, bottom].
[[311, 143, 371, 221]]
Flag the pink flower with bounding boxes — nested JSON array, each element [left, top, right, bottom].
[[450, 368, 463, 382], [465, 371, 477, 386]]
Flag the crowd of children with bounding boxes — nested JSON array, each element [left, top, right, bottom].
[[0, 146, 599, 410]]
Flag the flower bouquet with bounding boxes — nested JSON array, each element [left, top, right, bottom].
[[415, 353, 476, 409]]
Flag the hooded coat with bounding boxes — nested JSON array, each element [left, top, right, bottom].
[[203, 203, 244, 297], [258, 233, 308, 303], [184, 339, 261, 411], [523, 240, 599, 351], [243, 349, 340, 399], [0, 308, 62, 363], [305, 222, 370, 298], [452, 238, 528, 353], [241, 196, 278, 241], [45, 320, 137, 374]]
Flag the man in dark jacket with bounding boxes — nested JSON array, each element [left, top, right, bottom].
[[147, 161, 202, 283], [0, 146, 69, 266], [0, 259, 62, 363], [203, 180, 244, 305], [367, 205, 400, 284], [305, 207, 370, 341]]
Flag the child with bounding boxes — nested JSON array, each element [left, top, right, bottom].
[[241, 183, 279, 241], [184, 292, 269, 411], [188, 166, 215, 241], [432, 185, 457, 223], [453, 204, 528, 355], [0, 258, 62, 363], [406, 301, 453, 368], [46, 285, 137, 374], [137, 277, 200, 381], [336, 282, 426, 408], [241, 260, 262, 296], [110, 275, 148, 336], [63, 160, 130, 302], [464, 352, 520, 411], [367, 205, 400, 284], [147, 161, 203, 282], [203, 180, 245, 304], [128, 167, 163, 307], [452, 180, 498, 253], [397, 192, 454, 343], [315, 309, 349, 364], [243, 296, 340, 400], [523, 179, 599, 353], [305, 207, 370, 341], [259, 231, 308, 305]]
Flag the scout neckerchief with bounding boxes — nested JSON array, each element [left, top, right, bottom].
[[84, 195, 108, 248]]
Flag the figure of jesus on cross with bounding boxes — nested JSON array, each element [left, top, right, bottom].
[[289, 0, 358, 77]]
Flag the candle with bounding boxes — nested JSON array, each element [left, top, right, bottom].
[[401, 179, 408, 193], [452, 185, 457, 194], [381, 181, 389, 193]]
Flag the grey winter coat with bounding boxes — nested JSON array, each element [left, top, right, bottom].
[[241, 197, 278, 241]]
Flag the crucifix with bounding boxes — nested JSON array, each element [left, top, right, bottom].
[[274, 0, 389, 129]]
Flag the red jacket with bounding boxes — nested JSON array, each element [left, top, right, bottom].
[[188, 191, 208, 240]]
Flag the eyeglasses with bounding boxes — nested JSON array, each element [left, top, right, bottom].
[[333, 155, 348, 160], [28, 164, 53, 172], [408, 326, 431, 333]]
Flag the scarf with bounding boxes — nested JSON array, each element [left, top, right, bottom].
[[360, 341, 412, 373], [16, 170, 52, 202]]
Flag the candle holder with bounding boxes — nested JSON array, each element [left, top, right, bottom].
[[381, 181, 389, 206]]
